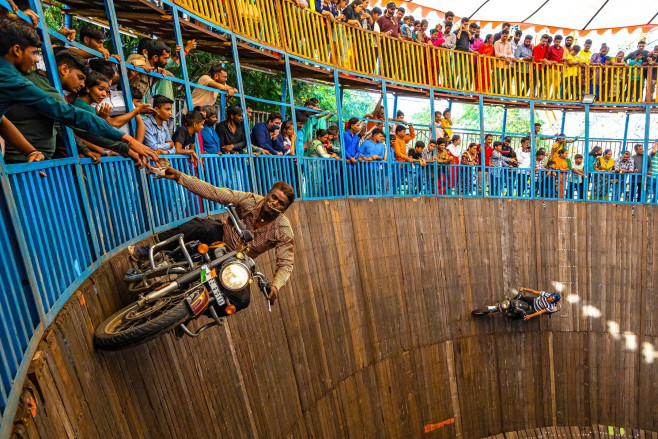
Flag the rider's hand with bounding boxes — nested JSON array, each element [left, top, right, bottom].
[[154, 166, 182, 181], [267, 285, 278, 305], [523, 315, 531, 321]]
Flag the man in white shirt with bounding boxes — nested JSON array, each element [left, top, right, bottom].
[[516, 136, 532, 196]]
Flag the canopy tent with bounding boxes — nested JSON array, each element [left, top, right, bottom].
[[380, 0, 658, 34]]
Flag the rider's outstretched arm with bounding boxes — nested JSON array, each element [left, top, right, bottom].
[[165, 168, 254, 208], [519, 287, 541, 295]]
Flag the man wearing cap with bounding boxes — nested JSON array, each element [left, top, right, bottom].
[[515, 34, 534, 95], [377, 2, 400, 38]]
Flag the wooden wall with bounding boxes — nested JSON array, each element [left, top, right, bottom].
[[9, 198, 658, 439]]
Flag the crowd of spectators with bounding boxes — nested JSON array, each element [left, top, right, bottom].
[[2, 6, 658, 203], [296, 0, 658, 100]]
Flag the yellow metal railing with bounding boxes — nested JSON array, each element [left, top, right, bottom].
[[176, 0, 656, 105], [332, 21, 378, 76], [279, 0, 331, 64], [173, 0, 229, 27], [226, 0, 280, 47]]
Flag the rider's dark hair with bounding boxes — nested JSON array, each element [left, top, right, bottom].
[[270, 181, 295, 207]]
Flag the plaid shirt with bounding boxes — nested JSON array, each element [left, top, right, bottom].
[[179, 174, 295, 290], [615, 158, 636, 172]]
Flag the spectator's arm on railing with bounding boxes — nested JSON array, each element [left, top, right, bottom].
[[0, 116, 44, 162]]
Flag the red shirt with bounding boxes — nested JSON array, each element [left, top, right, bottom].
[[377, 15, 400, 37], [485, 146, 493, 166], [546, 45, 564, 63], [533, 45, 548, 62]]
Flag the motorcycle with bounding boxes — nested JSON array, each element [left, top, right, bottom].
[[94, 205, 271, 349], [471, 292, 534, 320]]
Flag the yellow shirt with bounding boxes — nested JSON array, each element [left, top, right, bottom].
[[564, 53, 578, 77], [440, 118, 452, 138], [576, 51, 591, 65]]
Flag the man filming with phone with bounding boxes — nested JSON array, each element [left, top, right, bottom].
[[129, 166, 295, 305]]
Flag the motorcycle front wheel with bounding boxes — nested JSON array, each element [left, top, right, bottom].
[[94, 285, 203, 350]]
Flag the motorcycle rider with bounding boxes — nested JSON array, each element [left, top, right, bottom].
[[129, 167, 295, 308], [517, 287, 561, 320]]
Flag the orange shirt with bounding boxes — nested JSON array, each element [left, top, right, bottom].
[[393, 125, 415, 162]]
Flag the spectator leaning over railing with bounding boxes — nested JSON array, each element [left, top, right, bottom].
[[441, 22, 456, 49], [493, 30, 514, 94], [128, 39, 171, 101], [143, 94, 175, 155], [631, 143, 656, 202], [614, 150, 636, 200], [192, 65, 238, 109], [3, 49, 97, 163], [593, 148, 615, 200], [72, 25, 114, 60], [326, 124, 341, 157], [199, 105, 220, 154], [0, 19, 157, 165], [216, 105, 248, 155], [454, 17, 473, 52], [172, 110, 203, 165], [510, 30, 522, 56], [307, 129, 338, 159], [74, 68, 154, 138], [377, 2, 400, 38], [343, 117, 361, 165], [392, 123, 416, 163], [251, 111, 285, 155], [359, 127, 386, 161], [294, 112, 309, 157], [470, 23, 483, 52], [515, 35, 534, 95]]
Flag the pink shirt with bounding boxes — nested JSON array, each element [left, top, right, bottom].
[[494, 40, 513, 67]]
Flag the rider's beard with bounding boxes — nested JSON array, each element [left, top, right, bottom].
[[261, 201, 283, 220]]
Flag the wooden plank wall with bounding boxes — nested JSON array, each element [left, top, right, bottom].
[[9, 198, 658, 439]]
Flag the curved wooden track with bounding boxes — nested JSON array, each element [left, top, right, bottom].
[[9, 198, 658, 439]]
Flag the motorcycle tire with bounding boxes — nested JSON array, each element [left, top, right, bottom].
[[471, 308, 494, 316], [94, 286, 203, 350]]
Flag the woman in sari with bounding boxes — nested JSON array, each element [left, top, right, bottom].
[[460, 142, 479, 195], [553, 148, 570, 198], [477, 34, 494, 92], [593, 148, 615, 200]]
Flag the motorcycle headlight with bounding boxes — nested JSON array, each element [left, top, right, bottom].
[[220, 262, 250, 291], [501, 300, 511, 309]]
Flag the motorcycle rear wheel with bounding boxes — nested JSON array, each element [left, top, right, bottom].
[[94, 286, 203, 350]]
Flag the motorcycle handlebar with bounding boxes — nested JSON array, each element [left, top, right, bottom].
[[226, 204, 253, 244]]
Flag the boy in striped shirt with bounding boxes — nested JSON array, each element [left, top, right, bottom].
[[517, 287, 561, 320]]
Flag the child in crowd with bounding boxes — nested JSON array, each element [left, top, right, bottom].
[[570, 153, 586, 199], [541, 160, 557, 198], [172, 110, 203, 165]]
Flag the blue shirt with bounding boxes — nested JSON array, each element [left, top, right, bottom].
[[0, 57, 124, 141], [343, 130, 361, 160], [359, 139, 386, 160], [295, 128, 305, 158], [143, 115, 175, 154], [200, 125, 221, 154], [250, 122, 285, 154]]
